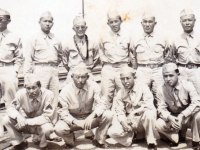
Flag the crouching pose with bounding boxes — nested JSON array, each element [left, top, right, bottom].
[[3, 74, 57, 150], [156, 63, 200, 150], [54, 65, 113, 148], [108, 66, 157, 150]]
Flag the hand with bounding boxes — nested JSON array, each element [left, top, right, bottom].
[[16, 115, 26, 130], [73, 119, 85, 129], [168, 115, 180, 130], [177, 114, 184, 128], [121, 120, 132, 132], [84, 113, 96, 130]]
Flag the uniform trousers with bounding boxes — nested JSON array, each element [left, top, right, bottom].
[[101, 63, 128, 109], [156, 111, 200, 143], [3, 115, 54, 148], [0, 65, 18, 106], [135, 67, 164, 101], [54, 110, 113, 146], [108, 109, 157, 147], [178, 66, 200, 95]]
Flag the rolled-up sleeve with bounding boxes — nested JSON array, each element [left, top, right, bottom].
[[14, 37, 23, 72]]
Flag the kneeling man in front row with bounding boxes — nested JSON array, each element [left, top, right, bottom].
[[54, 65, 113, 148], [3, 74, 57, 150], [156, 63, 200, 150], [108, 66, 157, 150]]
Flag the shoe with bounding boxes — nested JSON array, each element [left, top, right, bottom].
[[178, 132, 186, 143], [85, 135, 94, 140], [193, 141, 200, 150], [92, 139, 109, 148], [148, 144, 157, 150], [40, 145, 49, 150], [10, 140, 28, 150], [65, 143, 74, 149], [135, 138, 146, 143], [160, 138, 178, 147]]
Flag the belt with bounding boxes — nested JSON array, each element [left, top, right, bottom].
[[0, 62, 14, 67], [178, 63, 200, 69], [35, 62, 58, 67], [138, 63, 163, 69], [103, 62, 128, 68]]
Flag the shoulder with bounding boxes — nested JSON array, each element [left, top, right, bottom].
[[180, 80, 194, 90], [41, 88, 54, 96], [5, 30, 21, 41], [87, 80, 100, 89]]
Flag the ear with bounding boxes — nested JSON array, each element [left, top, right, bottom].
[[85, 26, 88, 31], [72, 26, 76, 32], [71, 74, 74, 78], [154, 21, 157, 25], [86, 75, 89, 79]]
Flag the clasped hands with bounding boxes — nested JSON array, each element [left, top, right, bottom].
[[168, 113, 184, 131]]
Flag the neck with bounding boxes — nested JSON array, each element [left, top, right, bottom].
[[0, 27, 7, 32], [42, 30, 50, 35], [76, 34, 85, 39], [184, 30, 193, 34]]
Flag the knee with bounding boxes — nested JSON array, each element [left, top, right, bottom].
[[143, 110, 156, 121], [155, 119, 165, 132], [102, 110, 113, 122], [2, 115, 11, 126], [40, 124, 53, 136], [193, 112, 200, 122], [54, 123, 70, 136]]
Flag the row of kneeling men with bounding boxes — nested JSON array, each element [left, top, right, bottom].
[[3, 63, 200, 150]]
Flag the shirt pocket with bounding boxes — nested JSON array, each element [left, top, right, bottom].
[[104, 42, 115, 56], [117, 42, 129, 57], [136, 45, 148, 61], [151, 44, 165, 61], [177, 46, 187, 54], [35, 45, 48, 59], [69, 50, 79, 58], [85, 99, 94, 112]]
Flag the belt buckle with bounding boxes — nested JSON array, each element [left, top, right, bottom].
[[188, 64, 192, 69], [0, 63, 4, 67], [112, 63, 118, 68], [149, 64, 154, 69]]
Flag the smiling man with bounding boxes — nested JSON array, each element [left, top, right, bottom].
[[156, 63, 200, 150], [3, 74, 56, 150], [108, 66, 157, 150], [54, 65, 113, 149], [133, 11, 169, 104], [99, 9, 133, 109], [24, 11, 62, 109], [171, 9, 200, 96], [62, 16, 99, 83]]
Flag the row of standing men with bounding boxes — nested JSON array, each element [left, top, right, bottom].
[[1, 7, 200, 150]]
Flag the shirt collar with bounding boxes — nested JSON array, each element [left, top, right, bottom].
[[109, 29, 121, 37], [143, 32, 154, 38], [0, 29, 9, 37], [183, 31, 195, 38], [75, 35, 85, 44], [72, 81, 88, 94], [125, 82, 138, 94], [164, 80, 181, 92], [40, 31, 54, 39]]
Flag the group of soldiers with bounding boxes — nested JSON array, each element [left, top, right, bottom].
[[1, 5, 200, 150]]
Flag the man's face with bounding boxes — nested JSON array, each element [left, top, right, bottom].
[[141, 17, 156, 34], [180, 15, 196, 33], [120, 72, 135, 89], [39, 16, 53, 33], [163, 70, 179, 87], [72, 73, 89, 89], [107, 17, 122, 33], [26, 82, 41, 99], [0, 16, 10, 31], [73, 22, 87, 38]]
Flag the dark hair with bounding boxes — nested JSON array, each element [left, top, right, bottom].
[[175, 69, 179, 74], [24, 81, 41, 88], [4, 15, 10, 20]]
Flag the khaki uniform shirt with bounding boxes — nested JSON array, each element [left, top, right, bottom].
[[172, 31, 200, 64], [6, 88, 56, 125], [0, 29, 23, 71], [58, 80, 106, 125], [133, 32, 169, 65], [62, 35, 99, 70], [25, 31, 62, 73], [157, 80, 200, 121], [99, 29, 132, 64], [114, 82, 155, 123]]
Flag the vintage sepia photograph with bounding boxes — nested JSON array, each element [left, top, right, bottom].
[[1, 0, 200, 149]]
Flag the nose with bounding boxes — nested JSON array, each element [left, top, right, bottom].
[[78, 78, 83, 83], [30, 89, 34, 93], [124, 78, 128, 83], [167, 76, 171, 81], [186, 20, 190, 25]]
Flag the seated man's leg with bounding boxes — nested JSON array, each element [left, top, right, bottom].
[[54, 120, 75, 147], [156, 118, 179, 143], [94, 110, 113, 145], [37, 123, 54, 148], [108, 115, 134, 147], [190, 111, 200, 143], [140, 110, 157, 145], [3, 115, 25, 146]]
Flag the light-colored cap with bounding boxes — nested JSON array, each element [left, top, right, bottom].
[[120, 66, 136, 76], [73, 16, 86, 26], [162, 63, 178, 73], [180, 9, 194, 18], [107, 9, 120, 20], [0, 8, 10, 16], [24, 74, 40, 86], [72, 64, 89, 75], [40, 11, 53, 19], [142, 11, 155, 19]]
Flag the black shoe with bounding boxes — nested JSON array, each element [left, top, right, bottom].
[[92, 139, 109, 148], [40, 145, 49, 150], [135, 138, 146, 143], [160, 138, 178, 147], [65, 143, 74, 149], [179, 132, 186, 143], [10, 140, 28, 150], [148, 144, 157, 150], [85, 135, 94, 140], [192, 141, 200, 150]]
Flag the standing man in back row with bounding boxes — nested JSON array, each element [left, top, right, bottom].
[[133, 12, 169, 101], [171, 9, 200, 95], [0, 8, 23, 107], [62, 16, 99, 83], [24, 11, 62, 108], [99, 9, 133, 108]]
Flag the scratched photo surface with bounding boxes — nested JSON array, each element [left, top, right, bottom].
[[0, 0, 200, 150]]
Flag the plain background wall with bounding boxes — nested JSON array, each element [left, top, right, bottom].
[[0, 0, 200, 53]]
